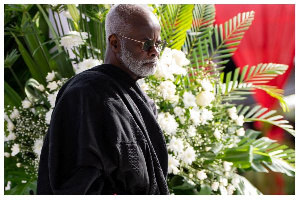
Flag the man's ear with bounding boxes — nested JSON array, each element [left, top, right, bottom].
[[108, 34, 120, 53]]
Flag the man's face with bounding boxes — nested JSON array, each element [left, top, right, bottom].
[[119, 14, 161, 78]]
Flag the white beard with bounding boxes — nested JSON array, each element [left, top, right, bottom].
[[119, 41, 158, 77]]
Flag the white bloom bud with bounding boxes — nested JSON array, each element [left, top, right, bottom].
[[235, 115, 244, 126], [220, 177, 228, 187], [47, 81, 58, 91], [180, 147, 196, 165], [211, 182, 219, 191], [228, 107, 238, 120], [183, 92, 197, 108], [11, 144, 20, 156], [197, 170, 207, 180], [4, 152, 10, 158], [21, 180, 27, 183], [214, 128, 221, 140], [187, 126, 196, 137], [236, 128, 245, 136], [200, 78, 214, 91], [16, 163, 22, 168], [22, 99, 32, 108], [223, 161, 233, 172], [7, 122, 15, 132], [46, 71, 56, 82], [10, 108, 19, 119], [196, 91, 215, 107], [227, 184, 236, 195]]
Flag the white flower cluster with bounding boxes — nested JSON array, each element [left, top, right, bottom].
[[60, 31, 89, 50], [154, 48, 189, 81], [227, 107, 245, 136], [73, 58, 103, 74]]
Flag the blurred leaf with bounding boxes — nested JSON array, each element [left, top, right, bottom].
[[5, 180, 37, 195], [235, 174, 262, 195], [5, 49, 20, 69], [4, 81, 22, 107]]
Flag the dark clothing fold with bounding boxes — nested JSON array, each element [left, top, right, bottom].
[[37, 64, 169, 195]]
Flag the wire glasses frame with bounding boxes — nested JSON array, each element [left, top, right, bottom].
[[118, 34, 167, 52]]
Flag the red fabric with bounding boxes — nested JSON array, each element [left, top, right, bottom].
[[215, 4, 295, 140], [214, 4, 295, 109]]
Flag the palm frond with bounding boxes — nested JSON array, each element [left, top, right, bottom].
[[184, 4, 215, 55], [218, 64, 289, 110], [189, 11, 255, 70], [158, 4, 194, 50], [234, 174, 262, 195], [238, 105, 295, 136]]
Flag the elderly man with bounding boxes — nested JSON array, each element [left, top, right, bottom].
[[37, 4, 169, 195]]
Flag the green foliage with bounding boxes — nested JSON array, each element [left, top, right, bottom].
[[4, 81, 22, 107], [238, 105, 295, 136]]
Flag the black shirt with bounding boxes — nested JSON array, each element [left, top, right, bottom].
[[37, 64, 169, 195]]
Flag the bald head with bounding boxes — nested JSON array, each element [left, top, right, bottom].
[[105, 4, 159, 44]]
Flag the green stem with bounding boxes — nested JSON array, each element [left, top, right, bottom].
[[9, 68, 25, 95]]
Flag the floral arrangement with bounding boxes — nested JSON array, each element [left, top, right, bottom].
[[4, 4, 295, 195]]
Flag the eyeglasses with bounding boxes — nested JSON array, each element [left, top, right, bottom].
[[118, 34, 167, 52]]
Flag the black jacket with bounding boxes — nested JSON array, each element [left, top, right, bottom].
[[37, 64, 169, 195]]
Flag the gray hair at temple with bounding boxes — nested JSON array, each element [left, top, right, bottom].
[[105, 4, 153, 45]]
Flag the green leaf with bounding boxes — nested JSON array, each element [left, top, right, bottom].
[[198, 184, 212, 195], [11, 32, 46, 85], [243, 105, 295, 136], [5, 180, 37, 195], [235, 174, 262, 195], [4, 81, 22, 107], [5, 49, 20, 69]]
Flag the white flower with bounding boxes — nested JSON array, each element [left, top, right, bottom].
[[187, 126, 196, 137], [154, 62, 174, 81], [45, 109, 53, 124], [174, 107, 185, 117], [205, 147, 212, 151], [157, 112, 178, 135], [219, 185, 228, 195], [10, 108, 19, 119], [189, 107, 201, 126], [214, 128, 222, 140], [223, 161, 233, 172], [168, 137, 184, 155], [21, 180, 27, 184], [200, 108, 214, 125], [4, 152, 10, 158], [231, 177, 240, 187], [73, 58, 102, 74], [7, 122, 15, 132], [212, 182, 219, 191], [180, 147, 196, 165], [171, 49, 190, 67], [47, 91, 58, 108], [157, 80, 176, 101], [22, 99, 32, 108], [33, 138, 44, 157], [196, 91, 215, 107], [168, 154, 180, 174], [183, 92, 197, 108], [46, 71, 56, 82], [227, 184, 236, 195], [228, 107, 238, 120], [236, 128, 245, 136], [220, 177, 228, 187], [137, 79, 149, 91], [47, 81, 58, 91], [200, 78, 214, 91], [37, 84, 45, 92], [60, 31, 89, 49], [197, 170, 207, 180], [5, 181, 11, 191], [16, 163, 22, 168], [235, 115, 244, 126], [11, 144, 20, 156], [5, 132, 16, 141]]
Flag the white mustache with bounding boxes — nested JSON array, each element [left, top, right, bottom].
[[142, 58, 158, 64]]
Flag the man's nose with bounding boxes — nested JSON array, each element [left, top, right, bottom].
[[148, 46, 160, 58]]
